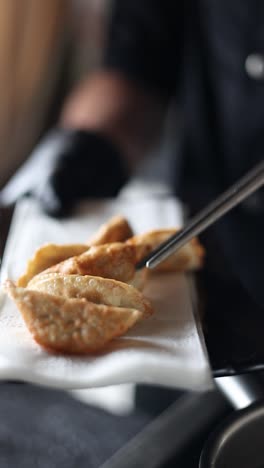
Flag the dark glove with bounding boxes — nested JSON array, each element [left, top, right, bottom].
[[0, 129, 128, 217]]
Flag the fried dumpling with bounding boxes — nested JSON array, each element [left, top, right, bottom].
[[42, 243, 139, 282], [4, 280, 144, 354], [17, 243, 88, 287], [18, 215, 134, 287], [28, 273, 153, 317], [86, 215, 133, 245], [126, 229, 205, 272]]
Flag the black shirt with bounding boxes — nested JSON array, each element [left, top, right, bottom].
[[105, 0, 264, 307]]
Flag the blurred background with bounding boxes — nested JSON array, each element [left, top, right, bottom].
[[0, 2, 243, 467], [0, 0, 110, 188]]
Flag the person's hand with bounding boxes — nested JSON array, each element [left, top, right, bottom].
[[0, 129, 128, 217]]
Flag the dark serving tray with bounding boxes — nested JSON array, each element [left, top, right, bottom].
[[1, 202, 264, 378], [195, 230, 264, 377]]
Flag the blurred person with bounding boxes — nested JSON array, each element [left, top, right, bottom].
[[1, 0, 264, 371]]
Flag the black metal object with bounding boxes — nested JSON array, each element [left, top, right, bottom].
[[196, 264, 264, 377], [199, 400, 264, 468], [196, 235, 264, 377], [100, 391, 230, 468]]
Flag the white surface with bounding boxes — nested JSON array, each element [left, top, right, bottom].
[[0, 197, 213, 391], [70, 384, 135, 415]]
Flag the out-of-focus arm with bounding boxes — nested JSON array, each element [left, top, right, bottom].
[[60, 71, 167, 170], [61, 0, 183, 169], [0, 1, 183, 214]]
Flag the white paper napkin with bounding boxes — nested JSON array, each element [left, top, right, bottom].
[[0, 196, 213, 391]]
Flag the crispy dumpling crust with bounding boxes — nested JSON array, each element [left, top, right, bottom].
[[28, 273, 153, 317], [126, 229, 205, 272], [43, 243, 138, 282], [4, 280, 143, 354], [17, 215, 134, 288], [86, 215, 133, 245], [17, 244, 88, 287]]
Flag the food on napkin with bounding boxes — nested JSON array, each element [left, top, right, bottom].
[[86, 214, 133, 245], [17, 243, 88, 287], [18, 215, 134, 287], [42, 242, 147, 284], [27, 273, 153, 317], [3, 216, 205, 354], [4, 279, 146, 353]]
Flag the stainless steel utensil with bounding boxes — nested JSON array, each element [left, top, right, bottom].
[[137, 160, 264, 270]]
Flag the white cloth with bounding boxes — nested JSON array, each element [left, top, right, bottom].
[[0, 196, 213, 391]]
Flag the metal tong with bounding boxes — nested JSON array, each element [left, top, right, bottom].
[[137, 160, 264, 270]]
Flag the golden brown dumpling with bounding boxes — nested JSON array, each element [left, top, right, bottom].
[[4, 280, 145, 354]]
